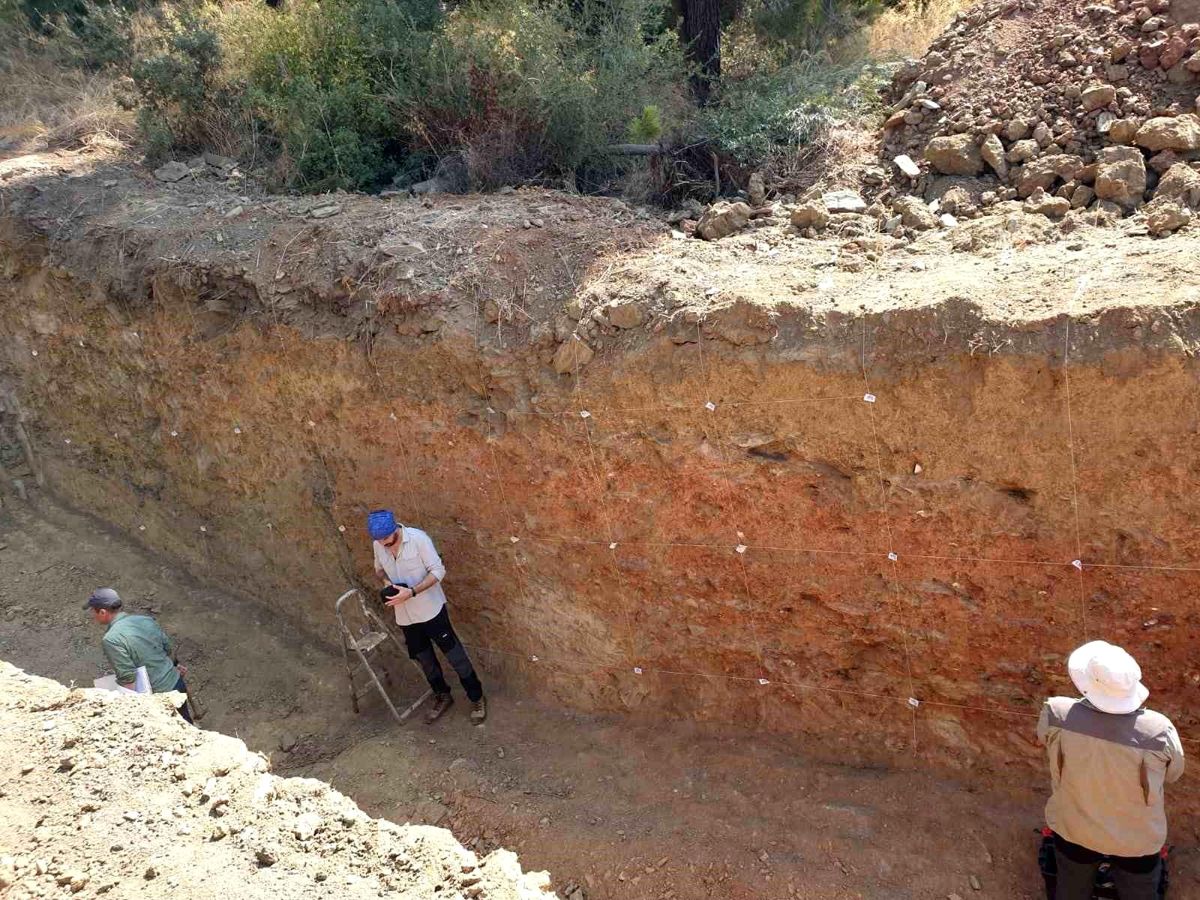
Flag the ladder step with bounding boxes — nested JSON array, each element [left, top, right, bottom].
[[352, 632, 388, 653]]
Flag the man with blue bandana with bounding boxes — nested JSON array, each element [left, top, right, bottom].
[[367, 509, 486, 725]]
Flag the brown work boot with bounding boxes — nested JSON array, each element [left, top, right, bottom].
[[470, 697, 488, 725], [424, 693, 453, 724]]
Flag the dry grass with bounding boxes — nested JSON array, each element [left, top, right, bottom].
[[867, 0, 974, 59], [0, 24, 134, 151]]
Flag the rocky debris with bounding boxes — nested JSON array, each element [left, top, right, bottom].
[[893, 196, 939, 230], [1155, 162, 1200, 206], [875, 0, 1200, 224], [696, 201, 752, 240], [1145, 197, 1192, 234], [789, 202, 830, 231], [153, 161, 191, 183], [0, 661, 556, 900], [925, 134, 984, 176], [1023, 188, 1071, 218], [1094, 145, 1148, 209], [822, 189, 868, 213], [308, 203, 342, 220], [553, 336, 594, 374]]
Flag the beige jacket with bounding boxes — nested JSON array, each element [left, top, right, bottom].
[[1037, 697, 1184, 857]]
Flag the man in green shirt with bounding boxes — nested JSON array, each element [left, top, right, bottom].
[[85, 588, 193, 723]]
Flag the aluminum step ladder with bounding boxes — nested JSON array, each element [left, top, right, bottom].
[[335, 588, 431, 724]]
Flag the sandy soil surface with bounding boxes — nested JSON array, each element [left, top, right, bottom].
[[4, 493, 1196, 900]]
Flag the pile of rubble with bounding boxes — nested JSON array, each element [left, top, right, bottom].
[[0, 661, 555, 900], [873, 0, 1200, 235]]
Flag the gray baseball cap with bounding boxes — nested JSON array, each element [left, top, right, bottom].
[[84, 588, 123, 611]]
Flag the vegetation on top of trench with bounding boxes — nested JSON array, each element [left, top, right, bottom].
[[1, 0, 966, 198]]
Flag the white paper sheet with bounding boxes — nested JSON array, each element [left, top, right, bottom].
[[93, 666, 152, 694]]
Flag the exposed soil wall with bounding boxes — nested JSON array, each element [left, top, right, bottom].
[[3, 151, 1200, 781]]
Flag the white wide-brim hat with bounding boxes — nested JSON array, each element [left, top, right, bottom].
[[1068, 640, 1150, 715]]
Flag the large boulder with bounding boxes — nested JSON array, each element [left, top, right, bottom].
[[822, 189, 867, 213], [925, 134, 985, 176], [790, 202, 830, 230], [1155, 163, 1200, 206], [1145, 197, 1192, 235], [1134, 115, 1200, 152], [696, 201, 752, 240], [1014, 154, 1085, 198], [1107, 118, 1139, 144], [1094, 146, 1147, 209], [892, 196, 939, 230], [1081, 82, 1117, 112], [980, 134, 1008, 180], [553, 336, 595, 374], [1023, 188, 1071, 218]]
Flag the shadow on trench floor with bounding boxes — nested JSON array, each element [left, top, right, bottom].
[[1, 493, 1196, 900]]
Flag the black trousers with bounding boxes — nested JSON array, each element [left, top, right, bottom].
[[400, 606, 483, 703], [1053, 833, 1161, 900]]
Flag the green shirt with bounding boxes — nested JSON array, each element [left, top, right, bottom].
[[102, 612, 180, 693]]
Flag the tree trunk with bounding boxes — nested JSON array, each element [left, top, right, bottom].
[[681, 0, 721, 105]]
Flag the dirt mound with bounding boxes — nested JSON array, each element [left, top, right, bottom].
[[0, 661, 554, 900], [876, 0, 1200, 234]]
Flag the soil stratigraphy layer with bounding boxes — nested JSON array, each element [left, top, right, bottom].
[[2, 150, 1200, 787]]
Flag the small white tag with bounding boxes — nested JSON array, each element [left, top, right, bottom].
[[758, 678, 770, 686], [633, 667, 643, 675], [735, 544, 748, 554], [705, 401, 716, 412], [233, 427, 242, 435], [486, 407, 495, 415], [907, 697, 920, 709], [510, 536, 520, 544], [530, 655, 539, 662], [389, 412, 397, 421], [337, 525, 346, 533], [888, 552, 898, 562], [170, 431, 178, 437], [1072, 559, 1083, 571], [580, 410, 591, 419], [307, 420, 316, 428], [609, 542, 618, 550], [863, 393, 876, 403], [64, 439, 71, 445], [31, 350, 38, 357], [138, 525, 146, 531], [199, 526, 208, 533]]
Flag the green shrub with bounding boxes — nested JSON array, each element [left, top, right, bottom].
[[701, 54, 886, 164], [403, 0, 688, 188], [132, 8, 225, 155]]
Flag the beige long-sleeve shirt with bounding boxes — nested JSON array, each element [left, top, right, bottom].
[[373, 526, 447, 627], [1037, 696, 1184, 857]]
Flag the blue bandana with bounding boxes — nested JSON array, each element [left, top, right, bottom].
[[367, 509, 398, 540]]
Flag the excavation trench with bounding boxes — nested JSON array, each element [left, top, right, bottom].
[[2, 151, 1200, 896]]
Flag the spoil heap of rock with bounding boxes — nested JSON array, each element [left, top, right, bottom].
[[877, 0, 1200, 233], [0, 661, 555, 900]]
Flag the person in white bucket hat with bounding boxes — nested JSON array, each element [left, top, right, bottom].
[[1037, 640, 1185, 899]]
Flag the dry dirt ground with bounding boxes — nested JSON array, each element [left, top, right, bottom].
[[3, 494, 1197, 900]]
